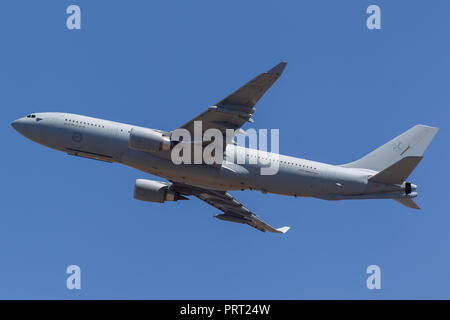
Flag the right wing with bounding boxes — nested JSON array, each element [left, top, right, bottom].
[[171, 182, 290, 234]]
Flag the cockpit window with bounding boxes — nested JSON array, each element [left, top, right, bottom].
[[26, 114, 37, 118]]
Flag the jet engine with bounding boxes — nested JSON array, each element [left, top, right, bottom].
[[404, 182, 417, 194], [133, 179, 187, 203], [129, 127, 172, 153]]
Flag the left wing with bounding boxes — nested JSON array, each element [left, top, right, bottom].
[[171, 182, 290, 234], [177, 62, 287, 142]]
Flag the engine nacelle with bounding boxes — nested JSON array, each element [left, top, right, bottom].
[[129, 127, 171, 153], [133, 179, 186, 203]]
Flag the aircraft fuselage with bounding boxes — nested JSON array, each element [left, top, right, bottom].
[[11, 112, 409, 199]]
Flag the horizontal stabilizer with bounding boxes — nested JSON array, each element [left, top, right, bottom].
[[370, 156, 422, 184], [394, 198, 420, 210]]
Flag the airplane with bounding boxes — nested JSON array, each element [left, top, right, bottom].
[[11, 62, 439, 234]]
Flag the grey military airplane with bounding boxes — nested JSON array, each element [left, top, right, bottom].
[[11, 62, 438, 233]]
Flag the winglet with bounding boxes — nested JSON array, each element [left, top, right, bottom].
[[267, 62, 287, 76], [275, 226, 290, 234]]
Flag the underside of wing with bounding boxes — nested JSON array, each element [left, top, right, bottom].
[[171, 182, 290, 234]]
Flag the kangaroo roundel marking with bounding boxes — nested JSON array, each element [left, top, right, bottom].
[[72, 132, 83, 143], [392, 141, 402, 152]]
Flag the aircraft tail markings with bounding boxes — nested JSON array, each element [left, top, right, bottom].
[[341, 125, 439, 172]]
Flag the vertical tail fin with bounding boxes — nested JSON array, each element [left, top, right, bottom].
[[341, 125, 439, 172]]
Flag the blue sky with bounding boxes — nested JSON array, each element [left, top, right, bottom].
[[1, 0, 449, 299]]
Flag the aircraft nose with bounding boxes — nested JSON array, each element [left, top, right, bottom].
[[11, 117, 30, 136], [12, 118, 23, 130]]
